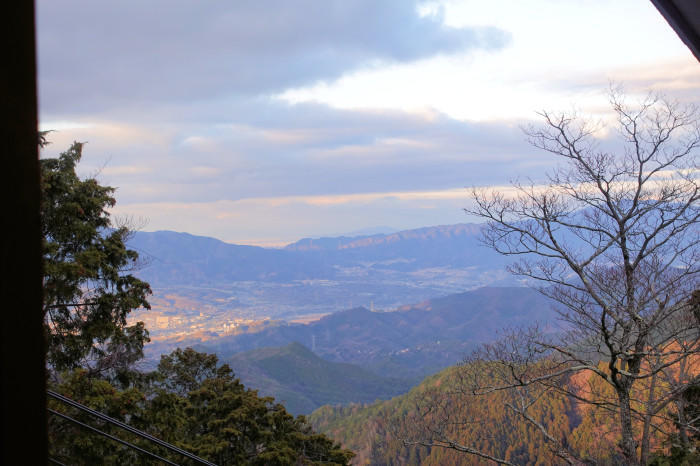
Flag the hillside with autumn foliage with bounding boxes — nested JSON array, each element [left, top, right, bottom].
[[308, 354, 699, 466]]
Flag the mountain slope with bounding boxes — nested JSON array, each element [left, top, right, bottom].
[[227, 342, 413, 415], [309, 360, 678, 465], [202, 287, 558, 380], [308, 365, 577, 465]]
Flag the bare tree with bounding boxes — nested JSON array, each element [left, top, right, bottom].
[[405, 90, 700, 466]]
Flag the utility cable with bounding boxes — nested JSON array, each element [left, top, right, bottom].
[[47, 390, 217, 466], [48, 408, 180, 466]]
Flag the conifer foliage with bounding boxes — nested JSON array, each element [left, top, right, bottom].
[[41, 139, 151, 375], [50, 348, 354, 465]]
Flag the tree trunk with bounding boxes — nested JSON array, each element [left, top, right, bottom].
[[639, 372, 658, 466], [676, 396, 690, 450], [618, 389, 640, 466]]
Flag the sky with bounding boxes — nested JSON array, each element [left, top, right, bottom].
[[36, 0, 699, 246]]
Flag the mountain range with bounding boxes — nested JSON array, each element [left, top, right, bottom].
[[199, 286, 558, 381], [128, 224, 561, 416], [128, 223, 521, 321], [129, 223, 513, 287]]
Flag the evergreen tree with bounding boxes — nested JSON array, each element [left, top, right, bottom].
[[149, 348, 354, 465], [41, 141, 151, 376], [50, 348, 354, 465]]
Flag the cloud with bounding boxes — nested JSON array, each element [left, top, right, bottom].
[[190, 166, 222, 178], [565, 58, 700, 106], [102, 165, 152, 176], [250, 187, 471, 207], [111, 189, 477, 246], [37, 0, 508, 117], [40, 100, 550, 208], [36, 0, 699, 245]]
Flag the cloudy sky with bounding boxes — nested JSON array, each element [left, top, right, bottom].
[[37, 0, 699, 246]]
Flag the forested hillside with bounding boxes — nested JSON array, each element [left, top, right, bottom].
[[309, 366, 575, 465], [309, 361, 696, 465], [227, 342, 414, 415]]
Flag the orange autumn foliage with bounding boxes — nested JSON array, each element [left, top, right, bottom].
[[568, 343, 700, 463]]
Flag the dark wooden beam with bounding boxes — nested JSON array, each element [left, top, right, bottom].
[[651, 0, 700, 61], [0, 1, 47, 464]]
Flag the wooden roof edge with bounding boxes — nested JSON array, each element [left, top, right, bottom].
[[651, 0, 700, 62]]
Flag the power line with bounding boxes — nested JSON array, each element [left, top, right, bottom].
[[48, 409, 180, 466], [48, 390, 217, 465]]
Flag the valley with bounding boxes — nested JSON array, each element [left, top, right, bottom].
[[126, 224, 555, 414], [127, 223, 517, 346]]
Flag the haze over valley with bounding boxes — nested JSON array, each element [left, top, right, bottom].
[[127, 223, 517, 346]]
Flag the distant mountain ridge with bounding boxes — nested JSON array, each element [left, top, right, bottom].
[[128, 230, 336, 284], [285, 223, 483, 251], [129, 223, 510, 287], [200, 287, 557, 380]]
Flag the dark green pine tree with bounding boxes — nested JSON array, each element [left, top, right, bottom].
[[41, 140, 151, 378], [149, 348, 355, 465]]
